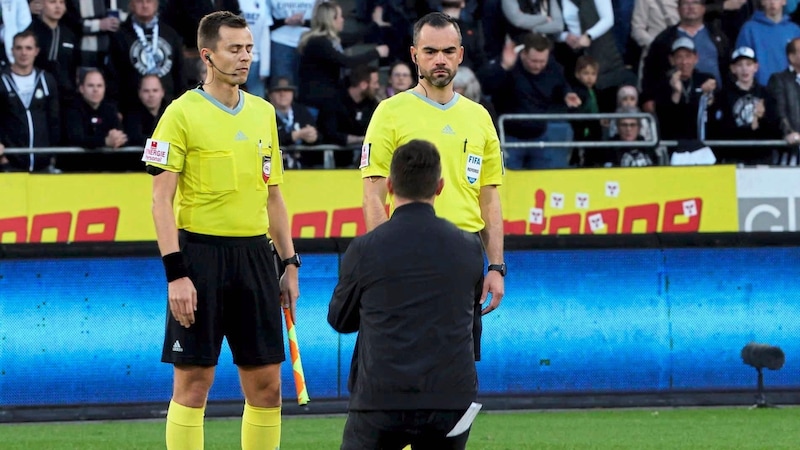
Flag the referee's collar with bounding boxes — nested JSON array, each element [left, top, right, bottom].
[[193, 88, 245, 115], [409, 90, 461, 110]]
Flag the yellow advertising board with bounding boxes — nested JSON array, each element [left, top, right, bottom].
[[0, 167, 738, 243], [502, 166, 738, 235]]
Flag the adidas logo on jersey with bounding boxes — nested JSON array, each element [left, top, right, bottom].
[[172, 340, 183, 352], [235, 131, 248, 141], [441, 124, 455, 135]]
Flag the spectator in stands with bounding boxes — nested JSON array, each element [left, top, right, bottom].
[[269, 0, 315, 85], [480, 32, 581, 169], [267, 76, 320, 169], [108, 0, 184, 112], [241, 0, 272, 98], [453, 65, 498, 126], [708, 46, 774, 164], [0, 30, 60, 172], [613, 106, 659, 166], [735, 0, 800, 86], [440, 0, 487, 71], [767, 38, 800, 164], [606, 85, 653, 140], [318, 64, 380, 167], [654, 37, 717, 140], [63, 0, 120, 70], [422, 0, 480, 23], [297, 1, 387, 112], [641, 0, 729, 112], [160, 0, 239, 88], [501, 0, 564, 44], [630, 0, 678, 81], [1, 0, 33, 67], [553, 0, 635, 110], [60, 68, 133, 171], [359, 0, 415, 65], [64, 68, 126, 149], [31, 0, 80, 105], [123, 73, 165, 147], [571, 55, 609, 166], [705, 0, 758, 46], [377, 60, 414, 100], [29, 0, 44, 16]]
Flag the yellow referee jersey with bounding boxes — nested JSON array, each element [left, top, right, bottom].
[[143, 88, 284, 237], [361, 91, 503, 233]]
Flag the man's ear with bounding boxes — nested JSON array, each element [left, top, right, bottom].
[[386, 177, 395, 195], [435, 178, 445, 196]]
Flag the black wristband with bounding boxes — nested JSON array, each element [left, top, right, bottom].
[[162, 252, 189, 282]]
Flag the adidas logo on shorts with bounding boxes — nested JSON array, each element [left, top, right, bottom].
[[172, 340, 183, 352]]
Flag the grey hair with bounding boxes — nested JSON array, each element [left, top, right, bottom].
[[453, 66, 481, 102]]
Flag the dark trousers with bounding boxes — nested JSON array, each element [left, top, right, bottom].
[[341, 409, 471, 450]]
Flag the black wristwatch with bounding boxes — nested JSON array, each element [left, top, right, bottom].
[[282, 254, 302, 268], [488, 263, 506, 277]]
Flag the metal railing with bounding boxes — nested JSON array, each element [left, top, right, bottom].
[[498, 112, 794, 152], [3, 144, 360, 169]]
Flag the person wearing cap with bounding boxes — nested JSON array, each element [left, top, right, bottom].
[[707, 46, 774, 164], [654, 36, 717, 141], [767, 37, 800, 154], [267, 76, 319, 169], [735, 0, 800, 86], [641, 0, 729, 113]]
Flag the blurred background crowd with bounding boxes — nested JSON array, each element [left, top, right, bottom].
[[1, 0, 800, 172]]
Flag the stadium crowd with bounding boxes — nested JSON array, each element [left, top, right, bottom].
[[1, 0, 800, 172]]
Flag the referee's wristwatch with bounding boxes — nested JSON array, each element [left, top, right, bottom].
[[282, 254, 302, 268], [488, 263, 507, 277]]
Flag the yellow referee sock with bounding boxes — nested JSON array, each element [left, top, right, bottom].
[[166, 400, 205, 450], [242, 403, 281, 450]]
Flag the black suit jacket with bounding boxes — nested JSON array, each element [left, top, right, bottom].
[[328, 202, 483, 411], [767, 69, 800, 137]]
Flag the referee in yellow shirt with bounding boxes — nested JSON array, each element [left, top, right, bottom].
[[142, 11, 299, 450], [361, 12, 505, 363]]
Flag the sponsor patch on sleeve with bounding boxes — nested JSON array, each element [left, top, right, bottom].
[[359, 142, 371, 168], [142, 139, 169, 164]]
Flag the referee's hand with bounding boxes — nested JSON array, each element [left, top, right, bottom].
[[280, 268, 300, 324], [480, 271, 504, 315], [168, 277, 198, 328]]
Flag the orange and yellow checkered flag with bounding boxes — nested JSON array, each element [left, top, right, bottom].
[[283, 306, 310, 406]]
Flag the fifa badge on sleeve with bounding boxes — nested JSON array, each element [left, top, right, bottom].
[[263, 156, 272, 183]]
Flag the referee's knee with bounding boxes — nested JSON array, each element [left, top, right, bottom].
[[239, 364, 282, 407]]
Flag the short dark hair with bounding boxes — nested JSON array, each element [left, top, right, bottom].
[[521, 32, 552, 53], [197, 10, 248, 52], [348, 65, 377, 87], [78, 68, 104, 86], [786, 38, 800, 57], [412, 12, 462, 47], [13, 29, 38, 48], [390, 140, 442, 200], [575, 55, 599, 73]]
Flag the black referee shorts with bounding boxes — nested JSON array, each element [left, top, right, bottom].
[[161, 231, 286, 367], [341, 409, 471, 450], [473, 274, 483, 361]]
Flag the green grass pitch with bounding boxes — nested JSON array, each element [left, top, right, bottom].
[[0, 407, 798, 449]]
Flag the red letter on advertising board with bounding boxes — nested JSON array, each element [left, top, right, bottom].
[[74, 208, 120, 241], [0, 217, 28, 243], [528, 189, 547, 235], [583, 209, 620, 234], [330, 208, 366, 237], [662, 198, 702, 232], [621, 204, 659, 233], [292, 211, 327, 238], [29, 212, 72, 243], [504, 220, 526, 235], [549, 213, 582, 234]]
